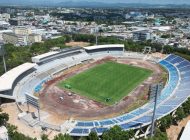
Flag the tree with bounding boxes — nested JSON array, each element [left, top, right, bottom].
[[87, 131, 99, 140], [79, 137, 87, 140], [0, 108, 9, 126], [7, 124, 17, 138], [102, 125, 134, 140], [161, 34, 174, 39], [163, 45, 174, 54], [41, 134, 49, 140], [0, 36, 71, 75], [2, 34, 190, 76], [7, 124, 37, 140], [0, 112, 9, 126], [72, 34, 95, 43], [11, 131, 37, 140], [53, 133, 73, 140], [98, 28, 103, 36], [174, 107, 186, 122], [182, 98, 190, 115], [146, 129, 168, 140], [158, 115, 173, 132], [65, 35, 72, 43], [172, 20, 177, 25]]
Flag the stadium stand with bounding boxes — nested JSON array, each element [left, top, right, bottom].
[[84, 44, 124, 59], [13, 45, 125, 102], [1, 44, 190, 137], [0, 63, 36, 99], [68, 54, 190, 136], [124, 52, 146, 59], [32, 47, 85, 65], [12, 47, 92, 102]]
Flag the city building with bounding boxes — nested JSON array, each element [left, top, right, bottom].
[[2, 32, 28, 46], [2, 26, 41, 46], [9, 17, 26, 26], [133, 30, 152, 41], [0, 30, 13, 41], [14, 26, 32, 35], [0, 21, 10, 29], [0, 13, 10, 22], [28, 34, 42, 44]]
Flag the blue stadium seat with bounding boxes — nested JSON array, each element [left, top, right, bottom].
[[70, 54, 190, 136]]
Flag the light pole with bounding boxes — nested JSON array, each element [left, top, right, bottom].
[[95, 33, 98, 45], [149, 83, 163, 137], [150, 86, 158, 137], [0, 44, 7, 73]]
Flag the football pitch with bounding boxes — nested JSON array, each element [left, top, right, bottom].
[[58, 61, 152, 105]]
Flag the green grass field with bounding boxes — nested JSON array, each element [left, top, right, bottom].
[[58, 61, 152, 105]]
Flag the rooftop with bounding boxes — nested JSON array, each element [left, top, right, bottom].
[[180, 121, 190, 140], [31, 51, 59, 62], [84, 44, 124, 50], [0, 63, 36, 92]]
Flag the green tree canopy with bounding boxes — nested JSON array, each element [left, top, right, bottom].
[[87, 131, 99, 140], [146, 129, 168, 140], [102, 125, 134, 140], [53, 133, 73, 140], [41, 134, 49, 140], [0, 108, 9, 126]]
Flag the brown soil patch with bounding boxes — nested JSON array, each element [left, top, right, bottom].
[[65, 41, 90, 47]]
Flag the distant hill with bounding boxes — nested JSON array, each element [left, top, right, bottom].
[[0, 0, 52, 6], [0, 0, 189, 8], [56, 1, 153, 8]]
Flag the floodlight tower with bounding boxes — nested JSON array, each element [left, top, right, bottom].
[[149, 83, 163, 137], [95, 26, 99, 45], [0, 44, 7, 73], [96, 33, 98, 45]]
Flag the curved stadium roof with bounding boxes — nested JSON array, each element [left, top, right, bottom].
[[0, 63, 36, 92]]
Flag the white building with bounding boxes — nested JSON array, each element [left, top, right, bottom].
[[14, 26, 32, 35], [3, 26, 42, 46], [0, 126, 8, 140], [0, 30, 13, 41], [0, 21, 10, 28], [180, 121, 190, 140], [0, 13, 10, 22]]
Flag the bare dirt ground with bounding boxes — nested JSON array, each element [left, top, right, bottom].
[[39, 57, 165, 121], [1, 103, 60, 140], [65, 41, 90, 47], [167, 116, 190, 140]]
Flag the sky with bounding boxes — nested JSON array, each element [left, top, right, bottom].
[[1, 0, 190, 5], [54, 0, 190, 4]]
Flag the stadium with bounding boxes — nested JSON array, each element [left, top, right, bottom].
[[0, 44, 190, 138]]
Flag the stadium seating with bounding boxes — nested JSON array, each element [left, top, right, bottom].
[[13, 52, 190, 136], [84, 45, 124, 59], [2, 44, 190, 136], [13, 48, 91, 102], [0, 67, 36, 99], [69, 54, 190, 136]]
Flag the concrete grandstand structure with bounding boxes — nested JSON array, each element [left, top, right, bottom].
[[0, 44, 190, 137], [0, 63, 36, 99], [70, 54, 190, 136]]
